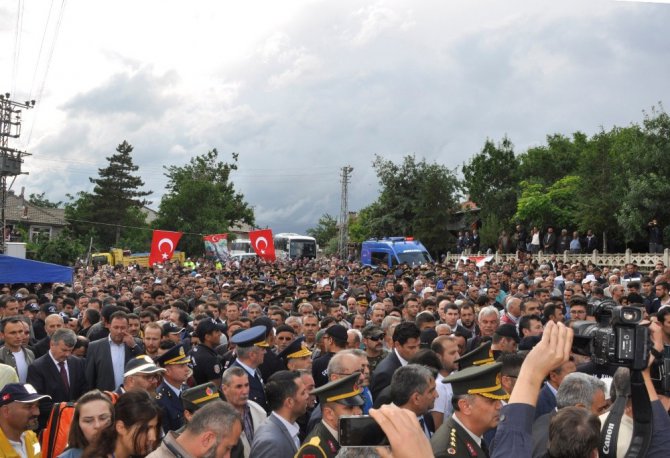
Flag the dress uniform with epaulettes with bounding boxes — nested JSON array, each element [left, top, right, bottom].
[[430, 362, 509, 458], [155, 344, 191, 434], [295, 372, 365, 458]]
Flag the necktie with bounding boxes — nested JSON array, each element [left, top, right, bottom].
[[481, 438, 490, 457], [419, 417, 430, 438], [58, 361, 70, 393], [243, 405, 255, 444]]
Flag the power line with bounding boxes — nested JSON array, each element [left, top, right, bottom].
[[28, 0, 57, 101], [63, 217, 206, 236], [11, 0, 25, 96]]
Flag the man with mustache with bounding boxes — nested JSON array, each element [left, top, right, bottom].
[[221, 366, 267, 458], [0, 383, 51, 457]]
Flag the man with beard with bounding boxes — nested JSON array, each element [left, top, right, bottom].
[[362, 325, 388, 374], [142, 322, 162, 360], [430, 335, 460, 429], [0, 383, 51, 457]]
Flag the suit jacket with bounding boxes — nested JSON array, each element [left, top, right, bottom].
[[230, 360, 268, 412], [431, 415, 489, 458], [85, 337, 142, 391], [296, 421, 340, 458], [534, 383, 557, 420], [27, 353, 88, 428], [370, 351, 402, 400], [239, 400, 267, 458], [250, 413, 299, 458], [531, 411, 556, 458], [31, 336, 51, 359]]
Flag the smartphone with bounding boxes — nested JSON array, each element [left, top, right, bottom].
[[339, 415, 389, 447]]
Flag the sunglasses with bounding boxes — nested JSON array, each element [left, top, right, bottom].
[[367, 334, 385, 341]]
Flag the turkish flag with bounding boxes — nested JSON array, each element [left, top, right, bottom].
[[203, 233, 227, 243], [149, 230, 183, 265], [249, 229, 276, 262]]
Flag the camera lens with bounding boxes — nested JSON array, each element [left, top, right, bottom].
[[622, 310, 637, 321]]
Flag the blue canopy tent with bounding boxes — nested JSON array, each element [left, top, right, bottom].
[[0, 255, 73, 284]]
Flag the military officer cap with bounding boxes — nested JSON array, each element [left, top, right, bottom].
[[230, 325, 270, 348], [456, 341, 494, 370], [124, 355, 166, 377], [278, 336, 312, 363], [307, 292, 322, 302], [162, 321, 183, 335], [181, 382, 221, 413], [442, 361, 509, 400], [310, 372, 364, 406], [156, 343, 191, 367]]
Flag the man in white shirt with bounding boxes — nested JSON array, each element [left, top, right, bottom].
[[0, 318, 35, 383]]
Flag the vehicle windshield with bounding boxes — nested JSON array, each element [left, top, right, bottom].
[[230, 242, 252, 253], [397, 250, 432, 266], [289, 240, 317, 259], [91, 255, 109, 265]]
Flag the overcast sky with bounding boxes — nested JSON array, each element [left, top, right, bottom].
[[1, 0, 669, 235]]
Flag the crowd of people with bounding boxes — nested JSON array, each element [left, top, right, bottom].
[[1, 253, 670, 457]]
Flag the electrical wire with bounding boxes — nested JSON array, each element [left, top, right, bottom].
[[28, 0, 56, 102], [26, 0, 67, 149], [11, 0, 25, 96]]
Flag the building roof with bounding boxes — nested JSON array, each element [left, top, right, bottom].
[[4, 191, 67, 227]]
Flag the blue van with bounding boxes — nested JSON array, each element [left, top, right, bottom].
[[361, 237, 433, 267]]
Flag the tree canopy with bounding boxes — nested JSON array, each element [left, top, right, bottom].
[[152, 149, 255, 255]]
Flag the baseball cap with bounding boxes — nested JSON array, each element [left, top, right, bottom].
[[0, 383, 51, 406], [124, 355, 166, 377]]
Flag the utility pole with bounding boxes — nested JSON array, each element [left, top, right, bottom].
[[338, 165, 353, 259], [0, 93, 34, 254]]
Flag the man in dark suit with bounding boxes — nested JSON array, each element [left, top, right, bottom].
[[85, 311, 143, 391], [250, 370, 310, 458], [27, 328, 88, 428], [31, 314, 65, 358], [229, 325, 270, 412], [370, 321, 421, 400], [534, 357, 576, 419], [391, 364, 437, 439]]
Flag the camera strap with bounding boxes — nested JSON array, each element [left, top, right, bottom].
[[623, 370, 652, 458], [600, 395, 626, 458]]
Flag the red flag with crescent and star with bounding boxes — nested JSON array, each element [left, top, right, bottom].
[[249, 229, 276, 262], [149, 230, 183, 265]]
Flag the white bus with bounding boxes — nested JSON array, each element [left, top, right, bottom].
[[229, 238, 257, 261], [273, 233, 318, 260]]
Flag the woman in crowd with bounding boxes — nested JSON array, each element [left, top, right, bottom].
[[58, 390, 114, 458], [83, 391, 161, 458]]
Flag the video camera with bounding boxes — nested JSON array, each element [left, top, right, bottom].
[[572, 299, 649, 371]]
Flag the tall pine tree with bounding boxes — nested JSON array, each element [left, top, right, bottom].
[[88, 141, 152, 248]]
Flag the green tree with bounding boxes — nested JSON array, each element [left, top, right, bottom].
[[306, 213, 338, 252], [361, 155, 460, 254], [517, 133, 586, 186], [617, 173, 670, 244], [461, 136, 519, 247], [84, 141, 152, 248], [153, 149, 255, 256], [28, 192, 62, 208], [29, 229, 86, 265], [348, 204, 377, 244], [514, 176, 581, 230]]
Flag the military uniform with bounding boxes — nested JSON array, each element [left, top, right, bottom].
[[295, 422, 340, 458], [296, 372, 365, 458], [155, 344, 192, 434], [156, 380, 186, 433], [430, 362, 509, 458], [190, 343, 222, 384], [431, 416, 488, 458]]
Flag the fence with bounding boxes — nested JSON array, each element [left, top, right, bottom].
[[443, 249, 670, 270]]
